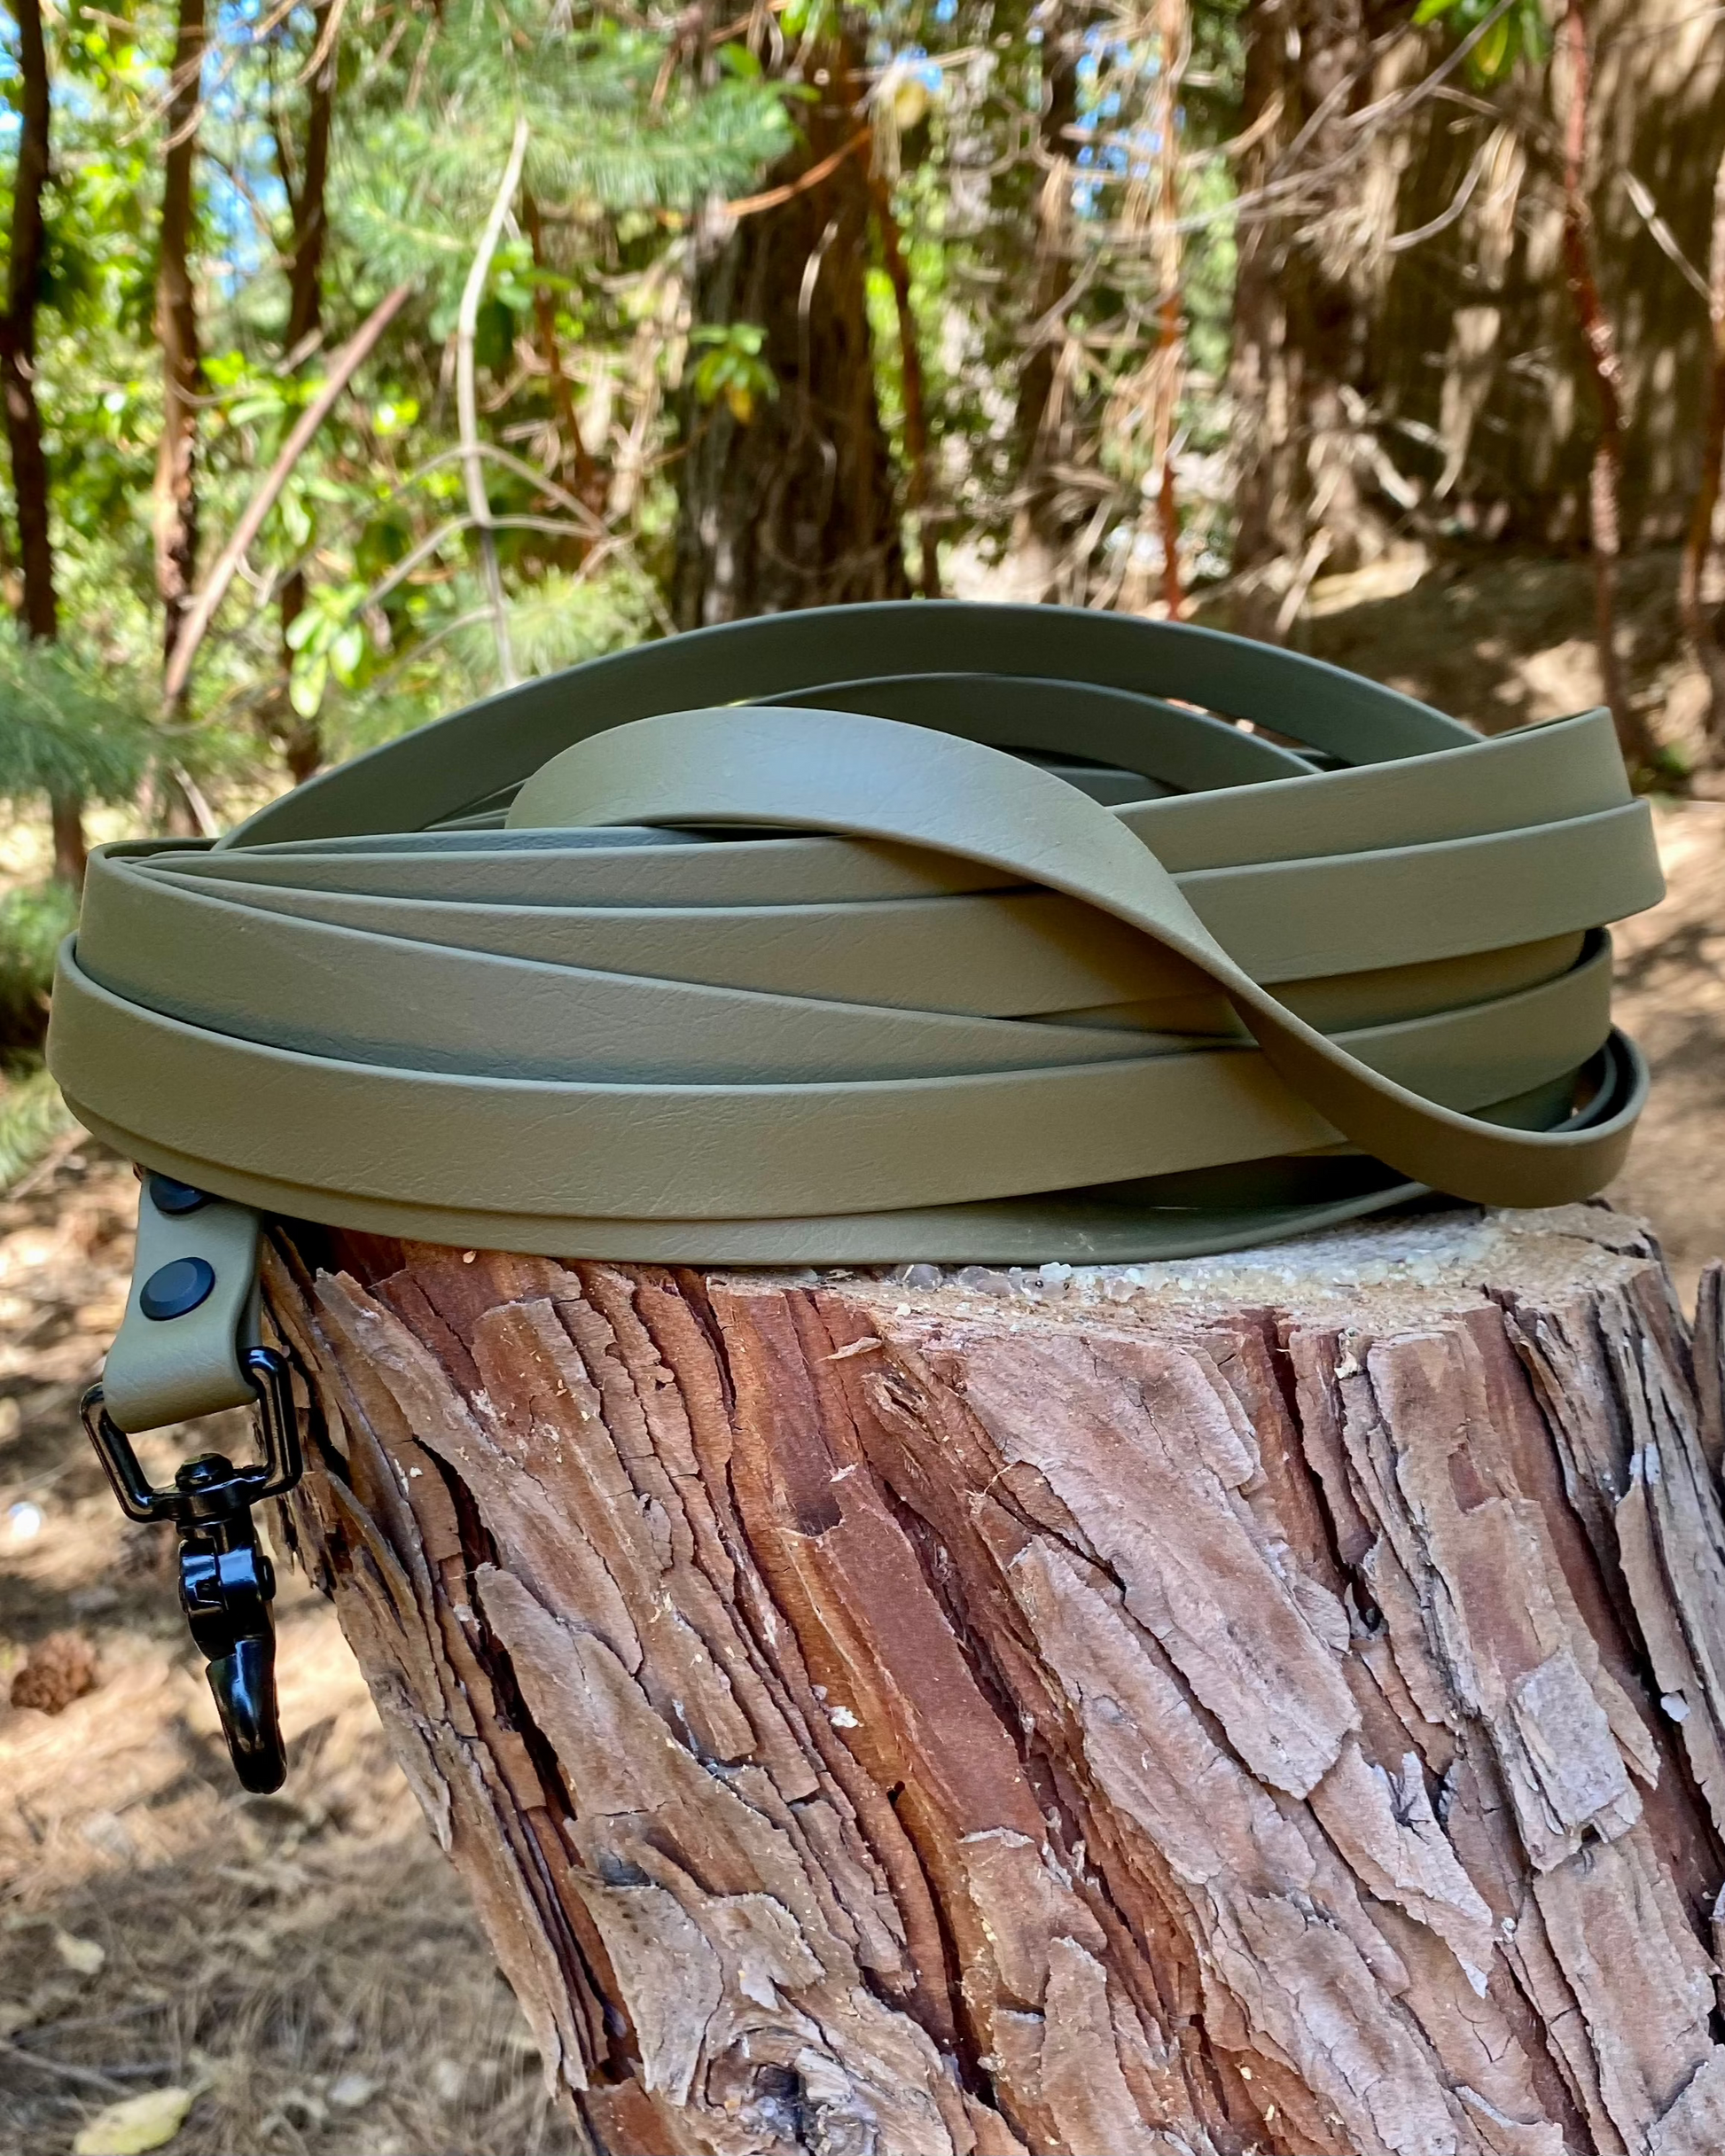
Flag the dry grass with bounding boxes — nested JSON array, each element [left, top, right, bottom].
[[0, 785, 1719, 2156]]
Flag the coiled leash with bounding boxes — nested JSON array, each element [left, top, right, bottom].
[[49, 603, 1663, 1785]]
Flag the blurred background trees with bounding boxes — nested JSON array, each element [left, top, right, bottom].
[[1, 0, 1723, 1163]]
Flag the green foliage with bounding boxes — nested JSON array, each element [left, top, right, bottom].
[[1412, 0, 1551, 84], [341, 6, 794, 320], [0, 0, 808, 815], [860, 0, 1250, 586], [285, 581, 372, 722], [0, 881, 77, 1047], [504, 567, 664, 682], [0, 0, 1363, 877], [0, 1062, 74, 1190], [0, 0, 1281, 832], [689, 324, 777, 423], [0, 636, 154, 808]]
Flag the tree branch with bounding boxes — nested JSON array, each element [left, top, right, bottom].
[[724, 127, 870, 219], [1150, 0, 1189, 620], [867, 170, 939, 598], [1559, 0, 1658, 773], [1682, 144, 1725, 754], [162, 283, 412, 707], [0, 0, 80, 879], [457, 116, 530, 691], [154, 0, 208, 678]]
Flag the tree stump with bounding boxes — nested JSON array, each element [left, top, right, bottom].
[[262, 1205, 1725, 2156]]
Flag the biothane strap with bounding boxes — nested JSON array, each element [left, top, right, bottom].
[[98, 1174, 262, 1431], [48, 602, 1661, 1433]]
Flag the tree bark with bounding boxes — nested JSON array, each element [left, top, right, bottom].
[[155, 0, 207, 684], [1106, 0, 1189, 621], [672, 31, 909, 628], [270, 0, 338, 785], [1004, 0, 1096, 602], [1226, 0, 1398, 639], [1147, 0, 1188, 622], [1558, 0, 1659, 778], [280, 7, 334, 363], [3, 0, 56, 653], [1356, 0, 1725, 555], [0, 0, 82, 882], [266, 1204, 1725, 2155], [867, 169, 938, 600], [1682, 143, 1725, 761]]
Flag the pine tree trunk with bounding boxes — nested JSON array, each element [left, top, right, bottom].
[[1682, 145, 1725, 756], [1226, 0, 1397, 638], [154, 0, 207, 682], [1361, 0, 1725, 556], [2, 0, 56, 656], [1557, 0, 1658, 777], [1004, 0, 1097, 603], [671, 30, 909, 627], [0, 0, 82, 882], [269, 0, 337, 785], [265, 1207, 1725, 2156]]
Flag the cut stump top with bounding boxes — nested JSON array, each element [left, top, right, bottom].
[[748, 1199, 1669, 1328]]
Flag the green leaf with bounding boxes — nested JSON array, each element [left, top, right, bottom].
[[1473, 12, 1512, 79], [290, 655, 329, 719], [201, 348, 251, 390], [224, 393, 288, 427], [331, 624, 366, 679], [1412, 0, 1462, 20]]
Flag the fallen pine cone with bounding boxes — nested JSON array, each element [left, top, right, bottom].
[[11, 1630, 98, 1715]]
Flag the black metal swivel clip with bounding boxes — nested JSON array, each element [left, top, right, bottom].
[[80, 1347, 302, 1793]]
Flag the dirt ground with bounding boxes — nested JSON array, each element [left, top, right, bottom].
[[2, 560, 1722, 2155], [0, 1158, 584, 2154]]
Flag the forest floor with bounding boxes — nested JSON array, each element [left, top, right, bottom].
[[2, 549, 1722, 2156], [0, 1162, 583, 2155]]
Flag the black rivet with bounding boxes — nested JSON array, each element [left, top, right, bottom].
[[149, 1174, 213, 1216], [140, 1256, 215, 1322]]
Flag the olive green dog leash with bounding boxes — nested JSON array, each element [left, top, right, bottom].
[[50, 602, 1663, 1785]]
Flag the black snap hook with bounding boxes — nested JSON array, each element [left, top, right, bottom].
[[80, 1348, 303, 1793]]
